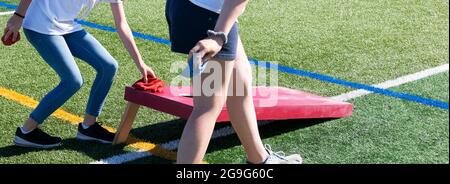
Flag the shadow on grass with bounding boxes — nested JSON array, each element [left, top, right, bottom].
[[0, 138, 130, 161], [207, 119, 336, 153], [0, 118, 335, 162], [129, 118, 336, 153]]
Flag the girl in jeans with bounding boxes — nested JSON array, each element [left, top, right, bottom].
[[166, 0, 303, 164], [3, 0, 155, 148]]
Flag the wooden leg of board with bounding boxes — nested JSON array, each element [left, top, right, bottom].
[[113, 102, 140, 145]]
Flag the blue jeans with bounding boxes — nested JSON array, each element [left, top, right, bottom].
[[24, 29, 118, 124]]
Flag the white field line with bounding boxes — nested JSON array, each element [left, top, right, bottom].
[[331, 64, 449, 101], [0, 11, 14, 16], [91, 64, 449, 164], [91, 121, 272, 164]]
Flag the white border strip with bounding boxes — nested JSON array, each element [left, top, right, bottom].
[[91, 64, 449, 164], [0, 11, 14, 16], [331, 64, 449, 101], [91, 121, 272, 164]]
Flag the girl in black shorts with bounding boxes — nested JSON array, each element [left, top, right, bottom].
[[166, 0, 302, 164]]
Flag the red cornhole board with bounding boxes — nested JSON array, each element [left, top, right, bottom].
[[129, 86, 352, 121], [113, 86, 352, 144]]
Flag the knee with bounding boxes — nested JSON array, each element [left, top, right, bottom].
[[103, 59, 119, 76], [109, 60, 119, 73], [62, 75, 83, 92], [227, 95, 250, 104], [193, 100, 226, 115]]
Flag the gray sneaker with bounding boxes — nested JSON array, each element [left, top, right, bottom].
[[263, 144, 303, 164]]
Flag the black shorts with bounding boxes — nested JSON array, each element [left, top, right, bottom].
[[165, 0, 239, 61]]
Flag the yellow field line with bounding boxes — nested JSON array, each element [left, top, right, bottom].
[[0, 87, 177, 161]]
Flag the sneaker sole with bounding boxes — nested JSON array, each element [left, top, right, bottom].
[[264, 155, 303, 164], [76, 132, 113, 144], [13, 136, 61, 149], [286, 155, 303, 164]]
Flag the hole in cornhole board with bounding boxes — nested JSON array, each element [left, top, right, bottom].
[[124, 86, 353, 122]]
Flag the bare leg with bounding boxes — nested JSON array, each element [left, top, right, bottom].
[[176, 58, 235, 164], [226, 37, 268, 164]]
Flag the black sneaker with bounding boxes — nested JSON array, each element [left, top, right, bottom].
[[13, 127, 62, 149], [76, 122, 115, 144]]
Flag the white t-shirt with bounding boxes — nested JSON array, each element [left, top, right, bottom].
[[23, 0, 121, 35], [190, 0, 224, 14]]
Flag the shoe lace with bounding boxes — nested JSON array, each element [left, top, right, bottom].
[[265, 144, 288, 161]]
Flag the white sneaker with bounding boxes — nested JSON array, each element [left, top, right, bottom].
[[263, 144, 303, 164]]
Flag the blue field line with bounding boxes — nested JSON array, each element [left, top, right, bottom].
[[76, 20, 171, 45], [0, 1, 15, 9], [1, 2, 448, 110], [251, 60, 449, 110]]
